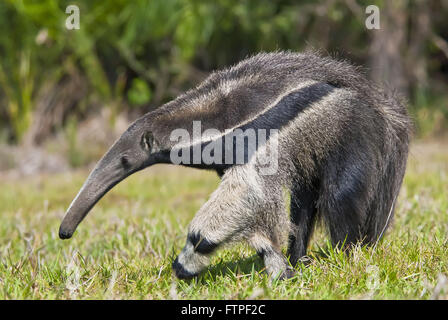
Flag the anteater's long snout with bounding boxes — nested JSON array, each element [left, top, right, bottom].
[[58, 183, 98, 239], [59, 172, 111, 239], [59, 154, 126, 239]]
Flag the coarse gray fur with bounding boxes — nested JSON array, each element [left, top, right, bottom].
[[59, 51, 412, 279]]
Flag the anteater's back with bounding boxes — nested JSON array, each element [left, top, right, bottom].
[[156, 51, 410, 152]]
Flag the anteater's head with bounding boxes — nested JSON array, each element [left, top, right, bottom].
[[59, 117, 158, 239]]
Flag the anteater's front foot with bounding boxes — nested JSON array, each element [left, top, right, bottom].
[[172, 257, 199, 279], [172, 240, 211, 279]]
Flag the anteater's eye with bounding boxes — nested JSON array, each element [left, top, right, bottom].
[[121, 156, 131, 169]]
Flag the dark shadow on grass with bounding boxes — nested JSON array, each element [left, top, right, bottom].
[[197, 254, 266, 283], [310, 240, 372, 262], [197, 254, 314, 283], [311, 244, 334, 260]]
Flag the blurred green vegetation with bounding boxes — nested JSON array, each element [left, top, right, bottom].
[[0, 0, 447, 145]]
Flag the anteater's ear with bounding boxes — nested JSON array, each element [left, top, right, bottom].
[[141, 131, 154, 152]]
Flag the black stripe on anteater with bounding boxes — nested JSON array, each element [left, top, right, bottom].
[[188, 232, 219, 254], [174, 82, 336, 171]]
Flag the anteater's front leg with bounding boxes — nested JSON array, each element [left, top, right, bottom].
[[172, 166, 259, 279], [172, 166, 292, 279]]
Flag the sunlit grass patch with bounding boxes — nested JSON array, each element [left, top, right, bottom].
[[0, 142, 447, 299]]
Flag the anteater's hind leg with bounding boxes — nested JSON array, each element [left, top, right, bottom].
[[287, 181, 319, 266]]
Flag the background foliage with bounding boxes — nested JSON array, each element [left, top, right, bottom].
[[0, 0, 447, 145]]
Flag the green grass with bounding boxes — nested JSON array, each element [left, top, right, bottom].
[[0, 141, 447, 299]]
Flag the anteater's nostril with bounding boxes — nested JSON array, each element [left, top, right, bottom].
[[58, 228, 73, 240]]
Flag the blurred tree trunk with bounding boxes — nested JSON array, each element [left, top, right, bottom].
[[23, 67, 87, 146], [369, 0, 408, 96], [408, 0, 430, 104]]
